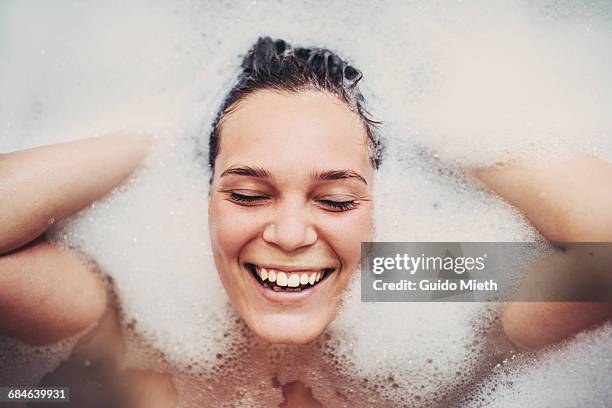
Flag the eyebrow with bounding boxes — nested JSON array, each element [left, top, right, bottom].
[[220, 165, 368, 185], [220, 165, 271, 178], [313, 169, 368, 185]]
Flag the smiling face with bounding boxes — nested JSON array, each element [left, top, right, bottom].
[[208, 89, 374, 344]]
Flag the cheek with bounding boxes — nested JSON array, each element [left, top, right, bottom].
[[322, 206, 373, 267], [209, 197, 260, 262]]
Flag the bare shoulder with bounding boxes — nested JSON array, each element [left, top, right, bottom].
[[0, 240, 108, 345]]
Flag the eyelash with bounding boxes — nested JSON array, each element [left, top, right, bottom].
[[317, 199, 359, 211], [229, 192, 266, 203], [228, 193, 359, 212]]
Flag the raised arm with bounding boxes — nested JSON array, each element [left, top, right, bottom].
[[0, 135, 150, 253], [473, 154, 612, 349], [0, 135, 150, 345]]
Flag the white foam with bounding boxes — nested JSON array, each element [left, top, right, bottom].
[[0, 336, 77, 387], [1, 0, 610, 406], [465, 321, 612, 408]]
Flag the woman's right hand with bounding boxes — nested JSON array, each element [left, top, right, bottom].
[[0, 134, 151, 345]]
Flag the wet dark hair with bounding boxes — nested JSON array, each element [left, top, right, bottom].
[[208, 37, 384, 179]]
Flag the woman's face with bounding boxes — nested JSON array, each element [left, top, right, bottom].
[[208, 89, 374, 344]]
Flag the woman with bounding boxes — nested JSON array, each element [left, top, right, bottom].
[[0, 37, 610, 405], [206, 37, 382, 345]]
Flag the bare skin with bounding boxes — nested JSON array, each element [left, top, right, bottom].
[[280, 382, 325, 408], [473, 154, 612, 350], [0, 239, 107, 345]]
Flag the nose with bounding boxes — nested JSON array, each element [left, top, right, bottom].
[[262, 198, 317, 252]]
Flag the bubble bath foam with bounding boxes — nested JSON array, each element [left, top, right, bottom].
[[1, 1, 611, 406]]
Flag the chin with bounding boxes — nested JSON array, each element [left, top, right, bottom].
[[246, 313, 332, 345]]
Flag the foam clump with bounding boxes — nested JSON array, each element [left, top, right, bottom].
[[372, 150, 539, 243], [0, 336, 77, 387], [464, 321, 612, 408], [328, 289, 492, 406], [360, 1, 612, 166]]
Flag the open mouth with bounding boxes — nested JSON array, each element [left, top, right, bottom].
[[244, 263, 335, 292]]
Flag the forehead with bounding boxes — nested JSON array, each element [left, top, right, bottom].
[[216, 89, 371, 176]]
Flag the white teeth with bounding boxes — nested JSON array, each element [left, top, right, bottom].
[[252, 265, 333, 289], [276, 271, 288, 287], [309, 273, 317, 285], [288, 274, 300, 287]]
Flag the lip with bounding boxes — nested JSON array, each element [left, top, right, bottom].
[[242, 262, 336, 303], [247, 262, 334, 273]]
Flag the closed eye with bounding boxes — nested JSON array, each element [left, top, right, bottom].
[[228, 192, 269, 204], [226, 192, 360, 211], [316, 199, 359, 212]]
